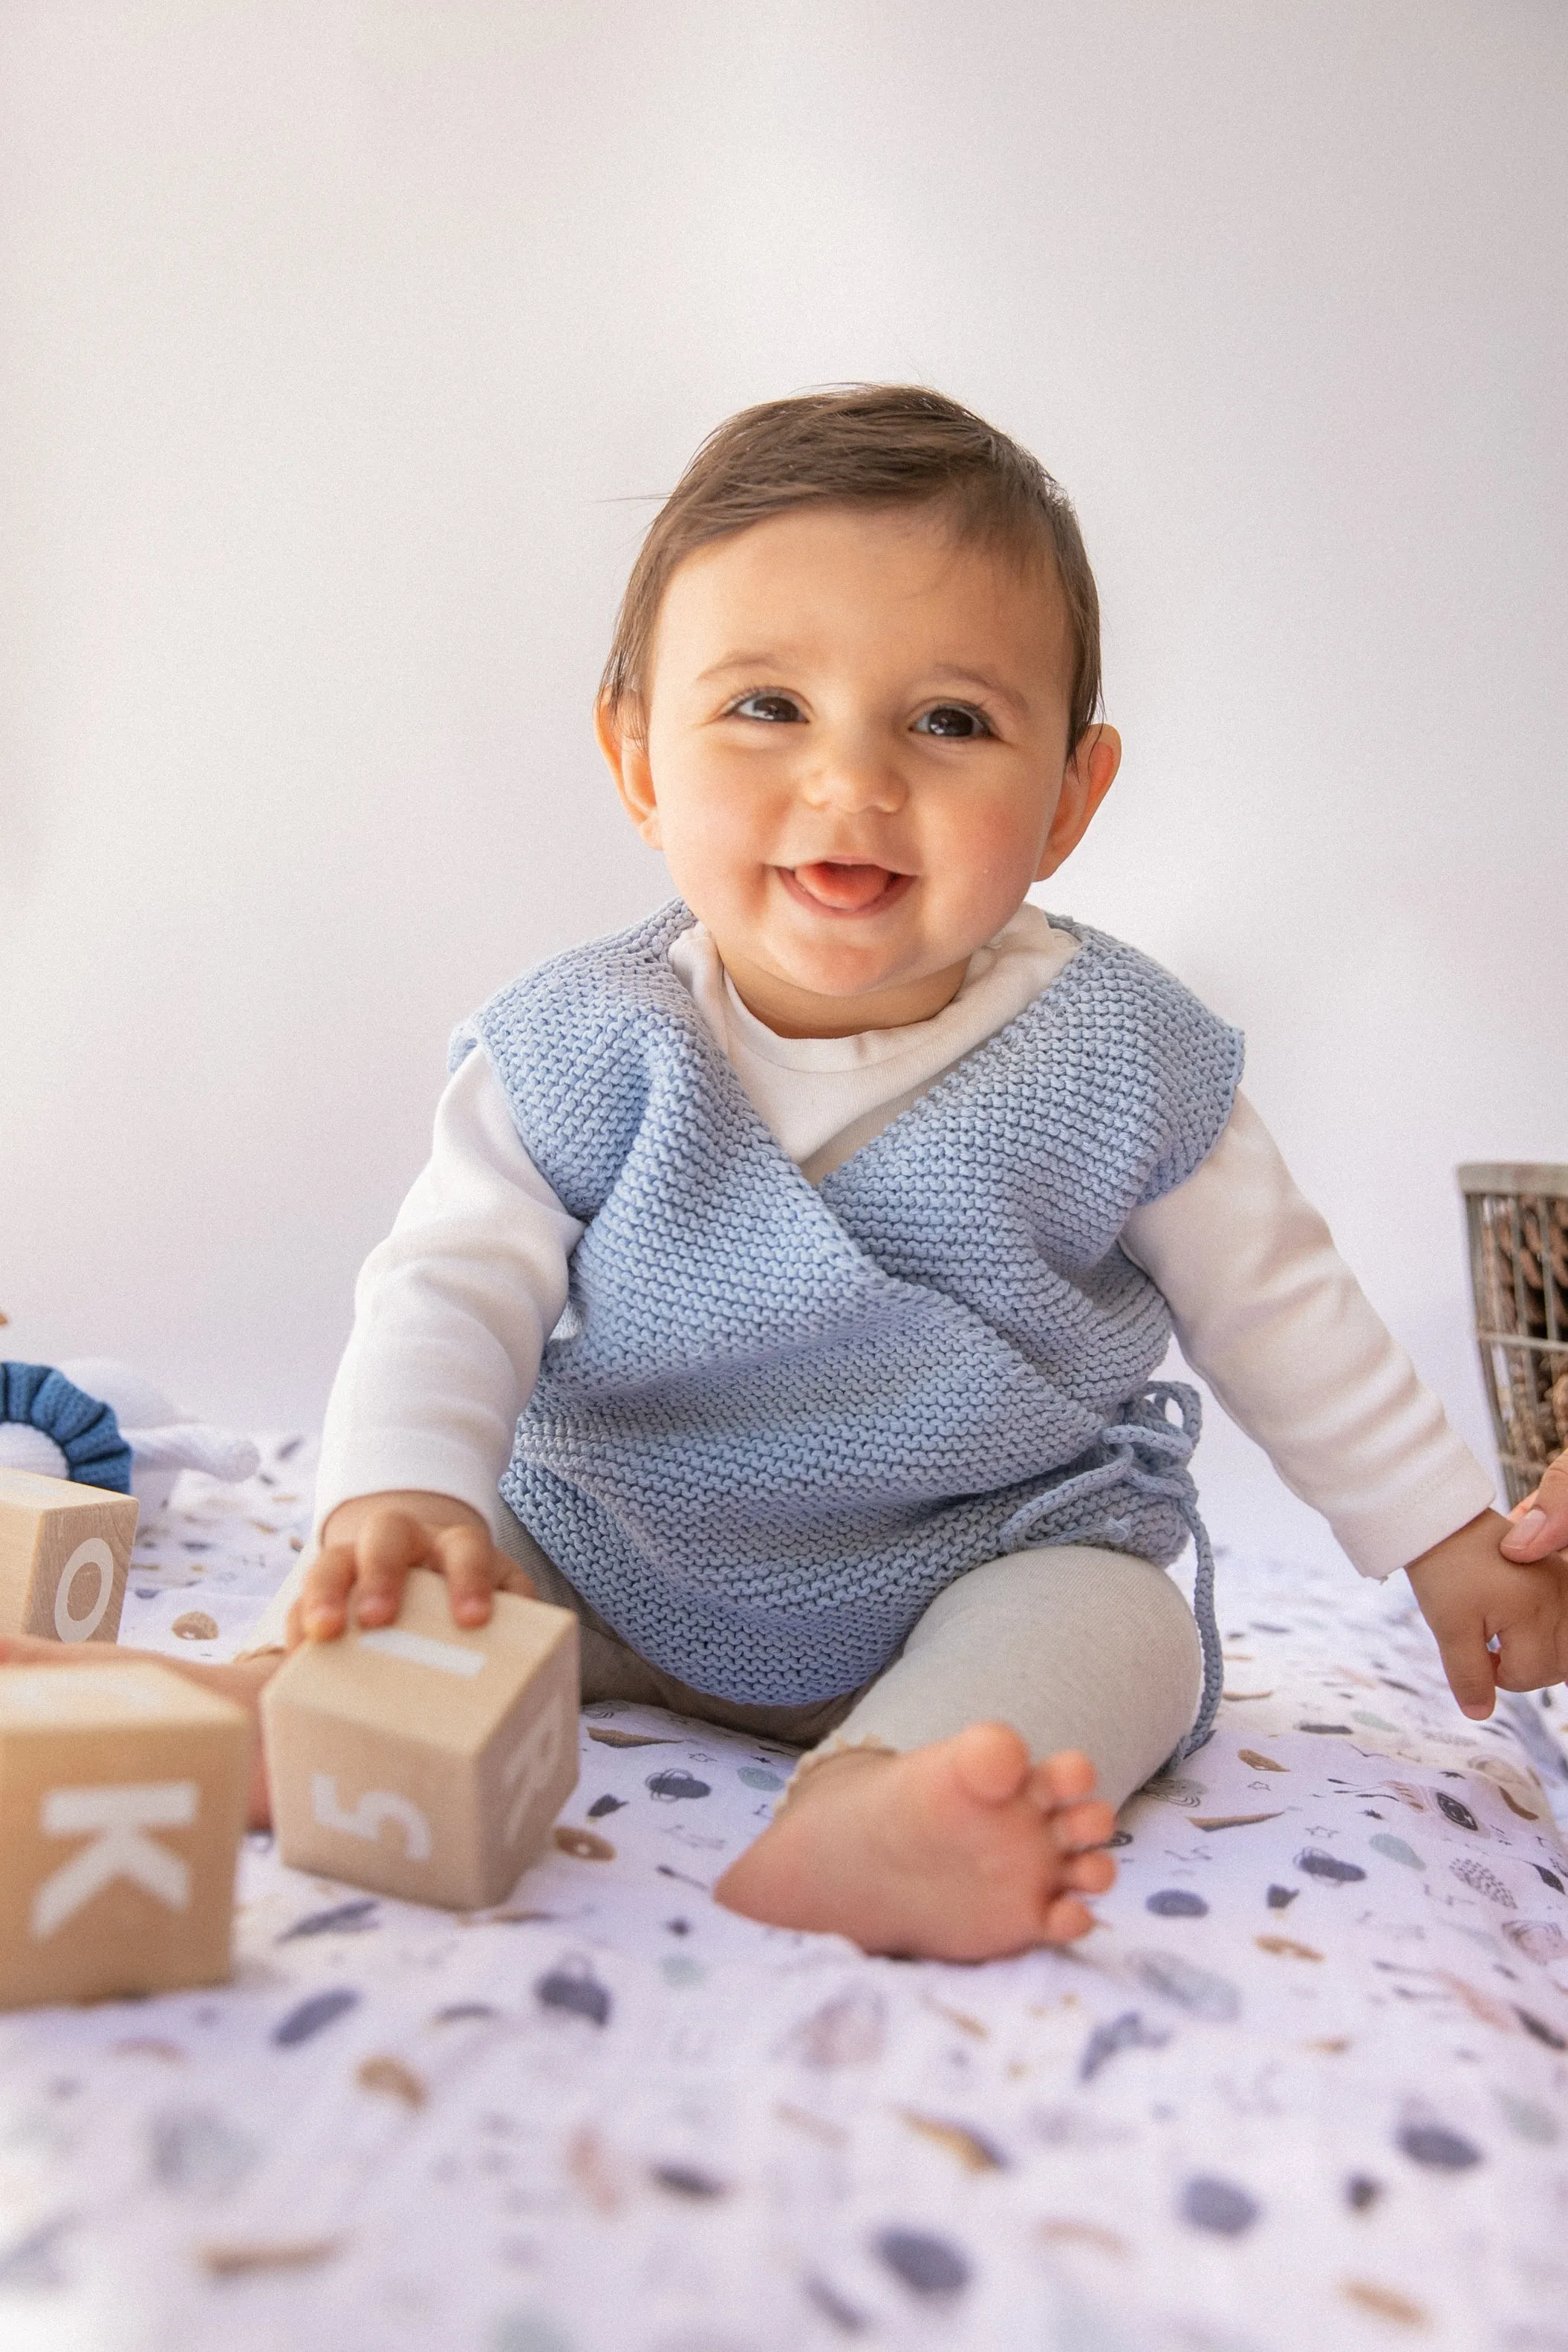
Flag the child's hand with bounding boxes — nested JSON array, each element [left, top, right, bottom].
[[1499, 1452, 1568, 1564], [1404, 1507, 1568, 1720], [288, 1491, 533, 1648]]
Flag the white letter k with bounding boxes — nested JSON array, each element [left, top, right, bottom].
[[30, 1782, 197, 1939]]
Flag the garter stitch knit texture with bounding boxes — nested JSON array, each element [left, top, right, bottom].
[[455, 902, 1243, 1729], [0, 1363, 132, 1492]]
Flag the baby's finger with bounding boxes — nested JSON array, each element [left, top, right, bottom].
[[353, 1510, 432, 1628], [496, 1562, 538, 1602], [1439, 1625, 1499, 1721], [1489, 1617, 1568, 1694], [433, 1522, 501, 1627], [299, 1542, 360, 1640]]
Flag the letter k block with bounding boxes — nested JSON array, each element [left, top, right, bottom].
[[0, 1663, 251, 2009]]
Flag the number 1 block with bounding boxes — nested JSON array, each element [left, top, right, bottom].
[[0, 1468, 139, 1644], [0, 1663, 252, 2010], [260, 1568, 580, 1908]]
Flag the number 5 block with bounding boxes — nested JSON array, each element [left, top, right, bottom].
[[0, 1663, 252, 2010], [260, 1568, 579, 1908], [0, 1468, 139, 1644]]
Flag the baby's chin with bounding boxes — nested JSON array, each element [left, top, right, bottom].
[[725, 923, 975, 1037], [761, 910, 928, 989]]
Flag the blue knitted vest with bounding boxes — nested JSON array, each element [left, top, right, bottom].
[[455, 902, 1244, 1750]]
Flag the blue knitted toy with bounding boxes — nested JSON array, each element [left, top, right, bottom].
[[0, 1359, 258, 1518], [0, 1363, 132, 1490]]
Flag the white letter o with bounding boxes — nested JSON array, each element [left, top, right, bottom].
[[54, 1539, 116, 1642]]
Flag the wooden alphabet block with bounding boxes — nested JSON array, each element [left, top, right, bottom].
[[0, 1663, 252, 2010], [0, 1467, 139, 1645], [260, 1568, 580, 1909]]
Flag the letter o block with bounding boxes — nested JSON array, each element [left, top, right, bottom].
[[0, 1469, 139, 1644], [260, 1569, 580, 1909], [0, 1663, 252, 2010]]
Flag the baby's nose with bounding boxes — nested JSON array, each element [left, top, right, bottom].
[[803, 749, 905, 814]]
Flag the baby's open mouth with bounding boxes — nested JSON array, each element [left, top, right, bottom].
[[784, 861, 914, 915]]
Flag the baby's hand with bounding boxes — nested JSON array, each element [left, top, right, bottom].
[[1405, 1507, 1568, 1720], [288, 1491, 533, 1648]]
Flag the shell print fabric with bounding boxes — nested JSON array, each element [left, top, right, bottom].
[[1, 1439, 1566, 2350]]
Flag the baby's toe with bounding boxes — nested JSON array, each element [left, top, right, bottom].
[[951, 1720, 1032, 1803], [1027, 1750, 1098, 1811], [1063, 1847, 1117, 1895], [1039, 1889, 1096, 1944], [1050, 1796, 1116, 1851]]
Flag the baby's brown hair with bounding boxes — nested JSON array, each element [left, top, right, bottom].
[[600, 386, 1102, 747]]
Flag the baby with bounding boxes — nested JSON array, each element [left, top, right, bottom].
[[19, 387, 1568, 1960]]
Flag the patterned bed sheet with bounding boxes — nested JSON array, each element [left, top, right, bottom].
[[3, 1438, 1567, 2352]]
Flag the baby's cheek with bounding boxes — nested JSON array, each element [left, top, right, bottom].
[[929, 802, 1045, 913], [651, 815, 769, 938]]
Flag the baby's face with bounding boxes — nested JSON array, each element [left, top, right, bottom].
[[604, 504, 1118, 1036]]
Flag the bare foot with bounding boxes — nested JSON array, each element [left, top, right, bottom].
[[0, 1635, 281, 1830], [713, 1723, 1116, 1960]]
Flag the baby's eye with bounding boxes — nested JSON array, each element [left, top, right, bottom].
[[730, 691, 805, 724], [914, 704, 992, 739]]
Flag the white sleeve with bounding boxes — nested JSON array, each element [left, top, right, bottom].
[[241, 1049, 583, 1654], [1122, 1093, 1494, 1581]]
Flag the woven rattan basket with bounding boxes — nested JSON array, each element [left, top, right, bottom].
[[1457, 1163, 1568, 1507]]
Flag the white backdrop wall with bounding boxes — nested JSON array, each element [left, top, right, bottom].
[[3, 1, 1565, 1565]]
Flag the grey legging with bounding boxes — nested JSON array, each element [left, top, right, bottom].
[[495, 1507, 1203, 1811]]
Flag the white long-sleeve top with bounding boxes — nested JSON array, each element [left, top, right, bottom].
[[248, 907, 1491, 1651]]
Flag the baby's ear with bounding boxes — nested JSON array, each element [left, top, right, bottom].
[[1066, 721, 1122, 808], [596, 696, 662, 847], [1034, 724, 1122, 880]]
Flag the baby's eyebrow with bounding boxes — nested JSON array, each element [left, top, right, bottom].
[[923, 666, 1031, 719], [694, 651, 798, 685]]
